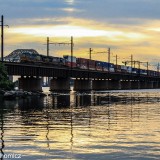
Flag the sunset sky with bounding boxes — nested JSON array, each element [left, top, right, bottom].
[[1, 0, 160, 69]]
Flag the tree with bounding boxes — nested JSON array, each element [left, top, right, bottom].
[[0, 62, 14, 90]]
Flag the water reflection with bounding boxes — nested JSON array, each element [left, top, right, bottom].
[[51, 92, 70, 109], [0, 91, 160, 159], [75, 92, 92, 107], [0, 106, 4, 160]]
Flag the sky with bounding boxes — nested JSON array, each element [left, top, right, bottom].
[[1, 0, 160, 69]]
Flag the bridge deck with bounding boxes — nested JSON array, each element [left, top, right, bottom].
[[4, 62, 160, 81]]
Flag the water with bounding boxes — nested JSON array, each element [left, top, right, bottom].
[[0, 89, 160, 160]]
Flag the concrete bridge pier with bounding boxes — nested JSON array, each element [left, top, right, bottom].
[[108, 80, 121, 90], [139, 81, 147, 89], [18, 76, 42, 92], [8, 75, 13, 82], [153, 81, 159, 89], [131, 80, 140, 89], [92, 80, 108, 90], [74, 79, 92, 91], [121, 80, 131, 90], [50, 78, 70, 91], [146, 81, 153, 89]]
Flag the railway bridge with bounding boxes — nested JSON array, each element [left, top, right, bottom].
[[3, 61, 160, 92]]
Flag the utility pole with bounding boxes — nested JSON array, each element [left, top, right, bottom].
[[131, 54, 133, 68], [71, 36, 73, 69], [1, 15, 4, 62], [108, 48, 110, 63], [47, 37, 49, 56], [133, 61, 136, 68], [116, 54, 118, 66], [88, 48, 93, 72], [108, 48, 111, 72], [0, 15, 9, 62], [158, 63, 159, 72], [89, 48, 93, 60], [45, 36, 74, 69], [44, 36, 74, 83], [138, 61, 140, 70], [46, 37, 50, 86], [147, 62, 149, 75]]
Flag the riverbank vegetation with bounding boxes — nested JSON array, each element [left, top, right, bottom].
[[0, 62, 14, 90]]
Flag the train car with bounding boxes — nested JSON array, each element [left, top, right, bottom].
[[96, 61, 103, 71], [102, 62, 109, 72], [148, 70, 155, 76], [138, 69, 147, 75], [115, 65, 121, 72], [142, 69, 146, 75], [76, 58, 88, 69], [63, 55, 77, 68], [88, 60, 96, 70], [101, 62, 115, 72], [154, 71, 160, 77], [109, 63, 115, 72], [34, 54, 42, 62], [40, 55, 53, 63], [127, 66, 132, 73], [132, 68, 138, 74], [51, 57, 65, 66], [20, 52, 40, 63], [148, 70, 151, 76], [121, 65, 127, 73], [154, 71, 157, 77]]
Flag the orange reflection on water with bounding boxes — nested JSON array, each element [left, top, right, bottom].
[[0, 91, 160, 159]]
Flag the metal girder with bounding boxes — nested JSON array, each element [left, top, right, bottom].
[[4, 62, 160, 81]]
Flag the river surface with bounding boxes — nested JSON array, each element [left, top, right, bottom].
[[0, 89, 160, 160]]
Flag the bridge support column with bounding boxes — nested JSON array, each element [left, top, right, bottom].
[[74, 79, 92, 91], [131, 81, 140, 89], [18, 77, 42, 92], [153, 81, 159, 89], [146, 81, 153, 89], [139, 81, 147, 89], [108, 80, 121, 90], [50, 78, 70, 91], [121, 80, 131, 90], [92, 80, 108, 90], [8, 75, 13, 82]]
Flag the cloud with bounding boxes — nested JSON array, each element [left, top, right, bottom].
[[1, 0, 160, 65], [148, 28, 160, 32], [1, 0, 160, 21], [65, 0, 75, 5], [9, 23, 147, 41], [1, 0, 160, 35]]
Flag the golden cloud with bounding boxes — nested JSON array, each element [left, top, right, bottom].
[[4, 17, 160, 66]]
